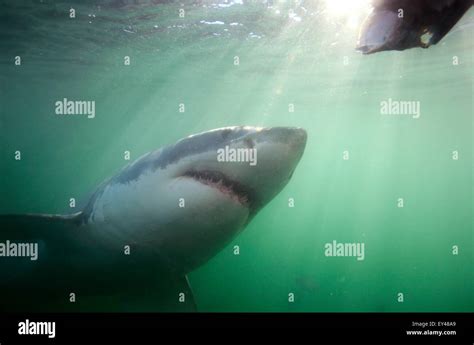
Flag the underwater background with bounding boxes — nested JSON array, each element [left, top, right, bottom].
[[0, 0, 472, 312]]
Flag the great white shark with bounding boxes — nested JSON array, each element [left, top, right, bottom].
[[0, 126, 307, 311]]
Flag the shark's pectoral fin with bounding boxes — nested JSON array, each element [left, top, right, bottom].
[[0, 213, 90, 311], [0, 213, 83, 286], [0, 214, 198, 312], [184, 275, 198, 311], [134, 273, 197, 312], [0, 213, 82, 242], [83, 274, 197, 312]]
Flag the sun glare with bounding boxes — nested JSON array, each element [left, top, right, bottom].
[[324, 0, 371, 17], [322, 0, 371, 30]]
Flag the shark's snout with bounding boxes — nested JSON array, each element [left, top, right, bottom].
[[262, 127, 307, 157], [214, 126, 307, 213], [176, 126, 307, 213]]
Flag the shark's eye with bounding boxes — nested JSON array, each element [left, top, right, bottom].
[[244, 137, 255, 149], [221, 129, 232, 140]]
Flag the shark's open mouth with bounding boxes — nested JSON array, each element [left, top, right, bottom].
[[183, 170, 252, 207]]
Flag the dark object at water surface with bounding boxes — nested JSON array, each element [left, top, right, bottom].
[[357, 0, 473, 54]]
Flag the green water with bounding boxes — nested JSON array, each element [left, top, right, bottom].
[[0, 0, 472, 312]]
